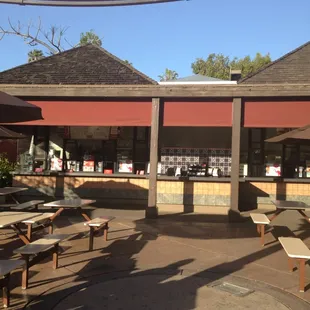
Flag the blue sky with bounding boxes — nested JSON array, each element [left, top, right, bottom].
[[0, 0, 309, 80]]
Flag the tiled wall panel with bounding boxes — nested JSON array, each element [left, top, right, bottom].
[[161, 148, 232, 176]]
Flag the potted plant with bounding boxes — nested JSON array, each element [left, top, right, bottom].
[[0, 153, 15, 188]]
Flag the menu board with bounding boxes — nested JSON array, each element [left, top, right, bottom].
[[265, 163, 281, 177], [70, 127, 110, 140]]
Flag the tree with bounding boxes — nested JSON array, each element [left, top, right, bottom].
[[80, 30, 102, 47], [158, 68, 179, 81], [0, 18, 103, 61], [28, 49, 45, 62], [124, 60, 133, 66], [191, 53, 272, 80]]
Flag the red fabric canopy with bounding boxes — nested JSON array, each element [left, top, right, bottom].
[[19, 100, 152, 126]]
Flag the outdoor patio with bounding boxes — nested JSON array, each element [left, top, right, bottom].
[[1, 207, 310, 309]]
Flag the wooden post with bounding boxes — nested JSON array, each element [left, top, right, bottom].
[[229, 98, 242, 222], [2, 274, 10, 308], [299, 258, 306, 292], [103, 224, 108, 241], [48, 223, 54, 234], [288, 257, 294, 272], [26, 224, 32, 241], [44, 126, 50, 170], [89, 227, 94, 251], [22, 256, 29, 290], [260, 224, 265, 247], [52, 244, 59, 269], [146, 98, 161, 219]]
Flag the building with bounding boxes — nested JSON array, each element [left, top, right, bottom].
[[1, 42, 310, 219]]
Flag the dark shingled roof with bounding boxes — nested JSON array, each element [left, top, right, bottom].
[[240, 41, 310, 84], [0, 44, 157, 85]]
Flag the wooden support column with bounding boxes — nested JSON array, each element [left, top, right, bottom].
[[146, 98, 161, 219], [229, 97, 242, 222], [44, 126, 50, 170]]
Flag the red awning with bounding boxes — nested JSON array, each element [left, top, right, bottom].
[[163, 101, 232, 126], [244, 101, 310, 128], [19, 100, 152, 126]]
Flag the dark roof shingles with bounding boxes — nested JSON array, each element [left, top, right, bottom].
[[0, 44, 156, 85], [240, 41, 310, 84]]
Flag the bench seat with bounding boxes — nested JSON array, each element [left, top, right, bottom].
[[250, 213, 271, 247], [250, 213, 270, 224], [279, 237, 310, 292], [22, 213, 54, 224], [11, 200, 44, 211], [84, 216, 115, 251], [0, 260, 24, 308], [21, 212, 55, 241], [84, 216, 115, 227], [14, 234, 67, 289]]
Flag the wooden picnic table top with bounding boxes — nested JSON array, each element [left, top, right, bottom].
[[0, 187, 27, 196], [44, 199, 96, 209], [272, 200, 310, 210], [0, 211, 42, 228], [0, 259, 25, 277]]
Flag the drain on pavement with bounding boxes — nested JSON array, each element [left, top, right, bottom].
[[210, 282, 254, 297]]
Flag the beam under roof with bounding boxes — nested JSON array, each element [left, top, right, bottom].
[[1, 84, 310, 98]]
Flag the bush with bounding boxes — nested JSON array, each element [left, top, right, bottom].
[[0, 153, 15, 187]]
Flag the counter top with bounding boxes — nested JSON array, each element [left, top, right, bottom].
[[12, 172, 310, 183], [13, 171, 148, 179]]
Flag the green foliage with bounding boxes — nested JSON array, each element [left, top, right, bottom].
[[0, 154, 15, 187], [80, 30, 102, 47], [191, 53, 272, 80], [124, 60, 133, 66], [158, 68, 179, 81], [28, 49, 45, 63]]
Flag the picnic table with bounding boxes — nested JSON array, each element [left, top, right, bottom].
[[43, 199, 96, 222], [0, 211, 41, 244], [271, 200, 310, 222], [0, 211, 56, 244], [0, 187, 27, 204]]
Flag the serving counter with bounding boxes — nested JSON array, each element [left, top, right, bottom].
[[11, 173, 310, 209]]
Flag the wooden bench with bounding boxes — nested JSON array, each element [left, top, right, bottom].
[[22, 213, 55, 241], [84, 216, 115, 251], [0, 260, 24, 308], [250, 213, 271, 246], [279, 237, 310, 292], [13, 234, 67, 289], [11, 200, 44, 211]]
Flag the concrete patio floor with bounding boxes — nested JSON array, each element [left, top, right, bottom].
[[1, 207, 310, 309]]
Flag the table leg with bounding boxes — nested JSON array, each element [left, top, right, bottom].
[[50, 207, 65, 221], [2, 273, 10, 308], [11, 224, 30, 244], [260, 224, 265, 247], [269, 209, 285, 221], [22, 255, 29, 290], [299, 258, 306, 292], [81, 211, 92, 222], [48, 223, 54, 234], [288, 257, 294, 272], [297, 210, 310, 223], [257, 225, 261, 234], [10, 194, 19, 205], [26, 224, 32, 241], [103, 224, 108, 242], [89, 227, 94, 251], [53, 244, 59, 269]]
